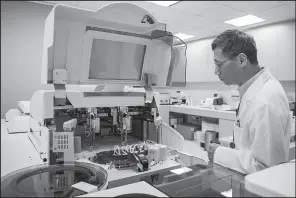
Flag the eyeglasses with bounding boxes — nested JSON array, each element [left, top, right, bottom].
[[215, 58, 233, 70], [215, 54, 241, 69]]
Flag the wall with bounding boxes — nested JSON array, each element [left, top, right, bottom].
[[165, 21, 296, 104], [1, 1, 54, 118]]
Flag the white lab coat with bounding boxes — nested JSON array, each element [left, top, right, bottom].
[[214, 69, 292, 174]]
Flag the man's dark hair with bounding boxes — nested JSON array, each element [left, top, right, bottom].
[[211, 29, 259, 65]]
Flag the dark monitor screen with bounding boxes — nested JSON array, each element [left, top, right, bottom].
[[88, 39, 146, 81]]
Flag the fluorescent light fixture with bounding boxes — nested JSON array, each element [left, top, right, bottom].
[[175, 33, 195, 40], [146, 1, 179, 7], [224, 15, 265, 27]]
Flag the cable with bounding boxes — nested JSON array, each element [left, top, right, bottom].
[[113, 145, 121, 155], [150, 24, 188, 86], [121, 145, 128, 155], [113, 144, 134, 156], [113, 142, 147, 156]]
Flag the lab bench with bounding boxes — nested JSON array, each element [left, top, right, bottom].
[[159, 105, 296, 160], [1, 118, 248, 197], [1, 119, 294, 197], [245, 160, 295, 197], [159, 105, 236, 142]]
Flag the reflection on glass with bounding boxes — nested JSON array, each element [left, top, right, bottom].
[[89, 39, 146, 81], [170, 45, 187, 87], [1, 163, 107, 197], [176, 174, 232, 197]]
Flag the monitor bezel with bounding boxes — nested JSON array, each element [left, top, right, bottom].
[[79, 30, 151, 85]]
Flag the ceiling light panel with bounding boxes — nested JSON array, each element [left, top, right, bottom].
[[175, 33, 195, 40], [224, 15, 266, 27]]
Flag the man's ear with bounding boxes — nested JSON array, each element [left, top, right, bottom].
[[237, 53, 248, 67]]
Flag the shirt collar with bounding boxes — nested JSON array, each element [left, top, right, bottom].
[[238, 67, 266, 98]]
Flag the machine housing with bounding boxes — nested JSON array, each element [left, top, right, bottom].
[[27, 2, 186, 166]]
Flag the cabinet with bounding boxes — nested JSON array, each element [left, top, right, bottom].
[[186, 39, 219, 82], [248, 21, 295, 81], [276, 22, 295, 81], [248, 26, 279, 79], [184, 21, 295, 82]]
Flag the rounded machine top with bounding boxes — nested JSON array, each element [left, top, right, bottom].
[[52, 2, 166, 34]]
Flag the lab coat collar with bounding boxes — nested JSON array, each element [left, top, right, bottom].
[[240, 68, 272, 104], [238, 68, 265, 98]]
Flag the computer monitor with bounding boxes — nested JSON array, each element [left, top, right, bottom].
[[88, 39, 146, 81], [80, 30, 152, 85]]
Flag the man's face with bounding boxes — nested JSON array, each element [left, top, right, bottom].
[[213, 48, 241, 86]]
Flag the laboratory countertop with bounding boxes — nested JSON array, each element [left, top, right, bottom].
[[2, 119, 294, 197], [168, 105, 237, 121], [1, 119, 43, 177], [1, 119, 247, 197], [245, 160, 295, 197]]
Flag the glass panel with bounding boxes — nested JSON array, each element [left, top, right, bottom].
[[1, 162, 108, 197], [89, 39, 146, 81], [168, 45, 187, 87], [176, 174, 232, 197]]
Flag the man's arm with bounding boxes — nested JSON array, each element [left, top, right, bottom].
[[213, 102, 290, 174]]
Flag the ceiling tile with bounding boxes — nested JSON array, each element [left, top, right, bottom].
[[215, 1, 283, 13], [186, 29, 218, 41], [171, 1, 224, 15], [131, 1, 168, 14], [201, 5, 247, 22], [130, 1, 177, 22], [131, 1, 223, 30], [166, 23, 198, 33], [254, 4, 295, 22], [239, 20, 281, 31], [185, 20, 251, 42], [166, 15, 222, 31], [279, 1, 295, 5], [171, 1, 246, 22], [42, 1, 295, 43]]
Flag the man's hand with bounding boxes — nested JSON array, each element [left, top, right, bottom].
[[207, 143, 220, 162]]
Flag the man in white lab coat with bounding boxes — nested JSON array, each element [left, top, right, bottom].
[[208, 29, 292, 174]]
